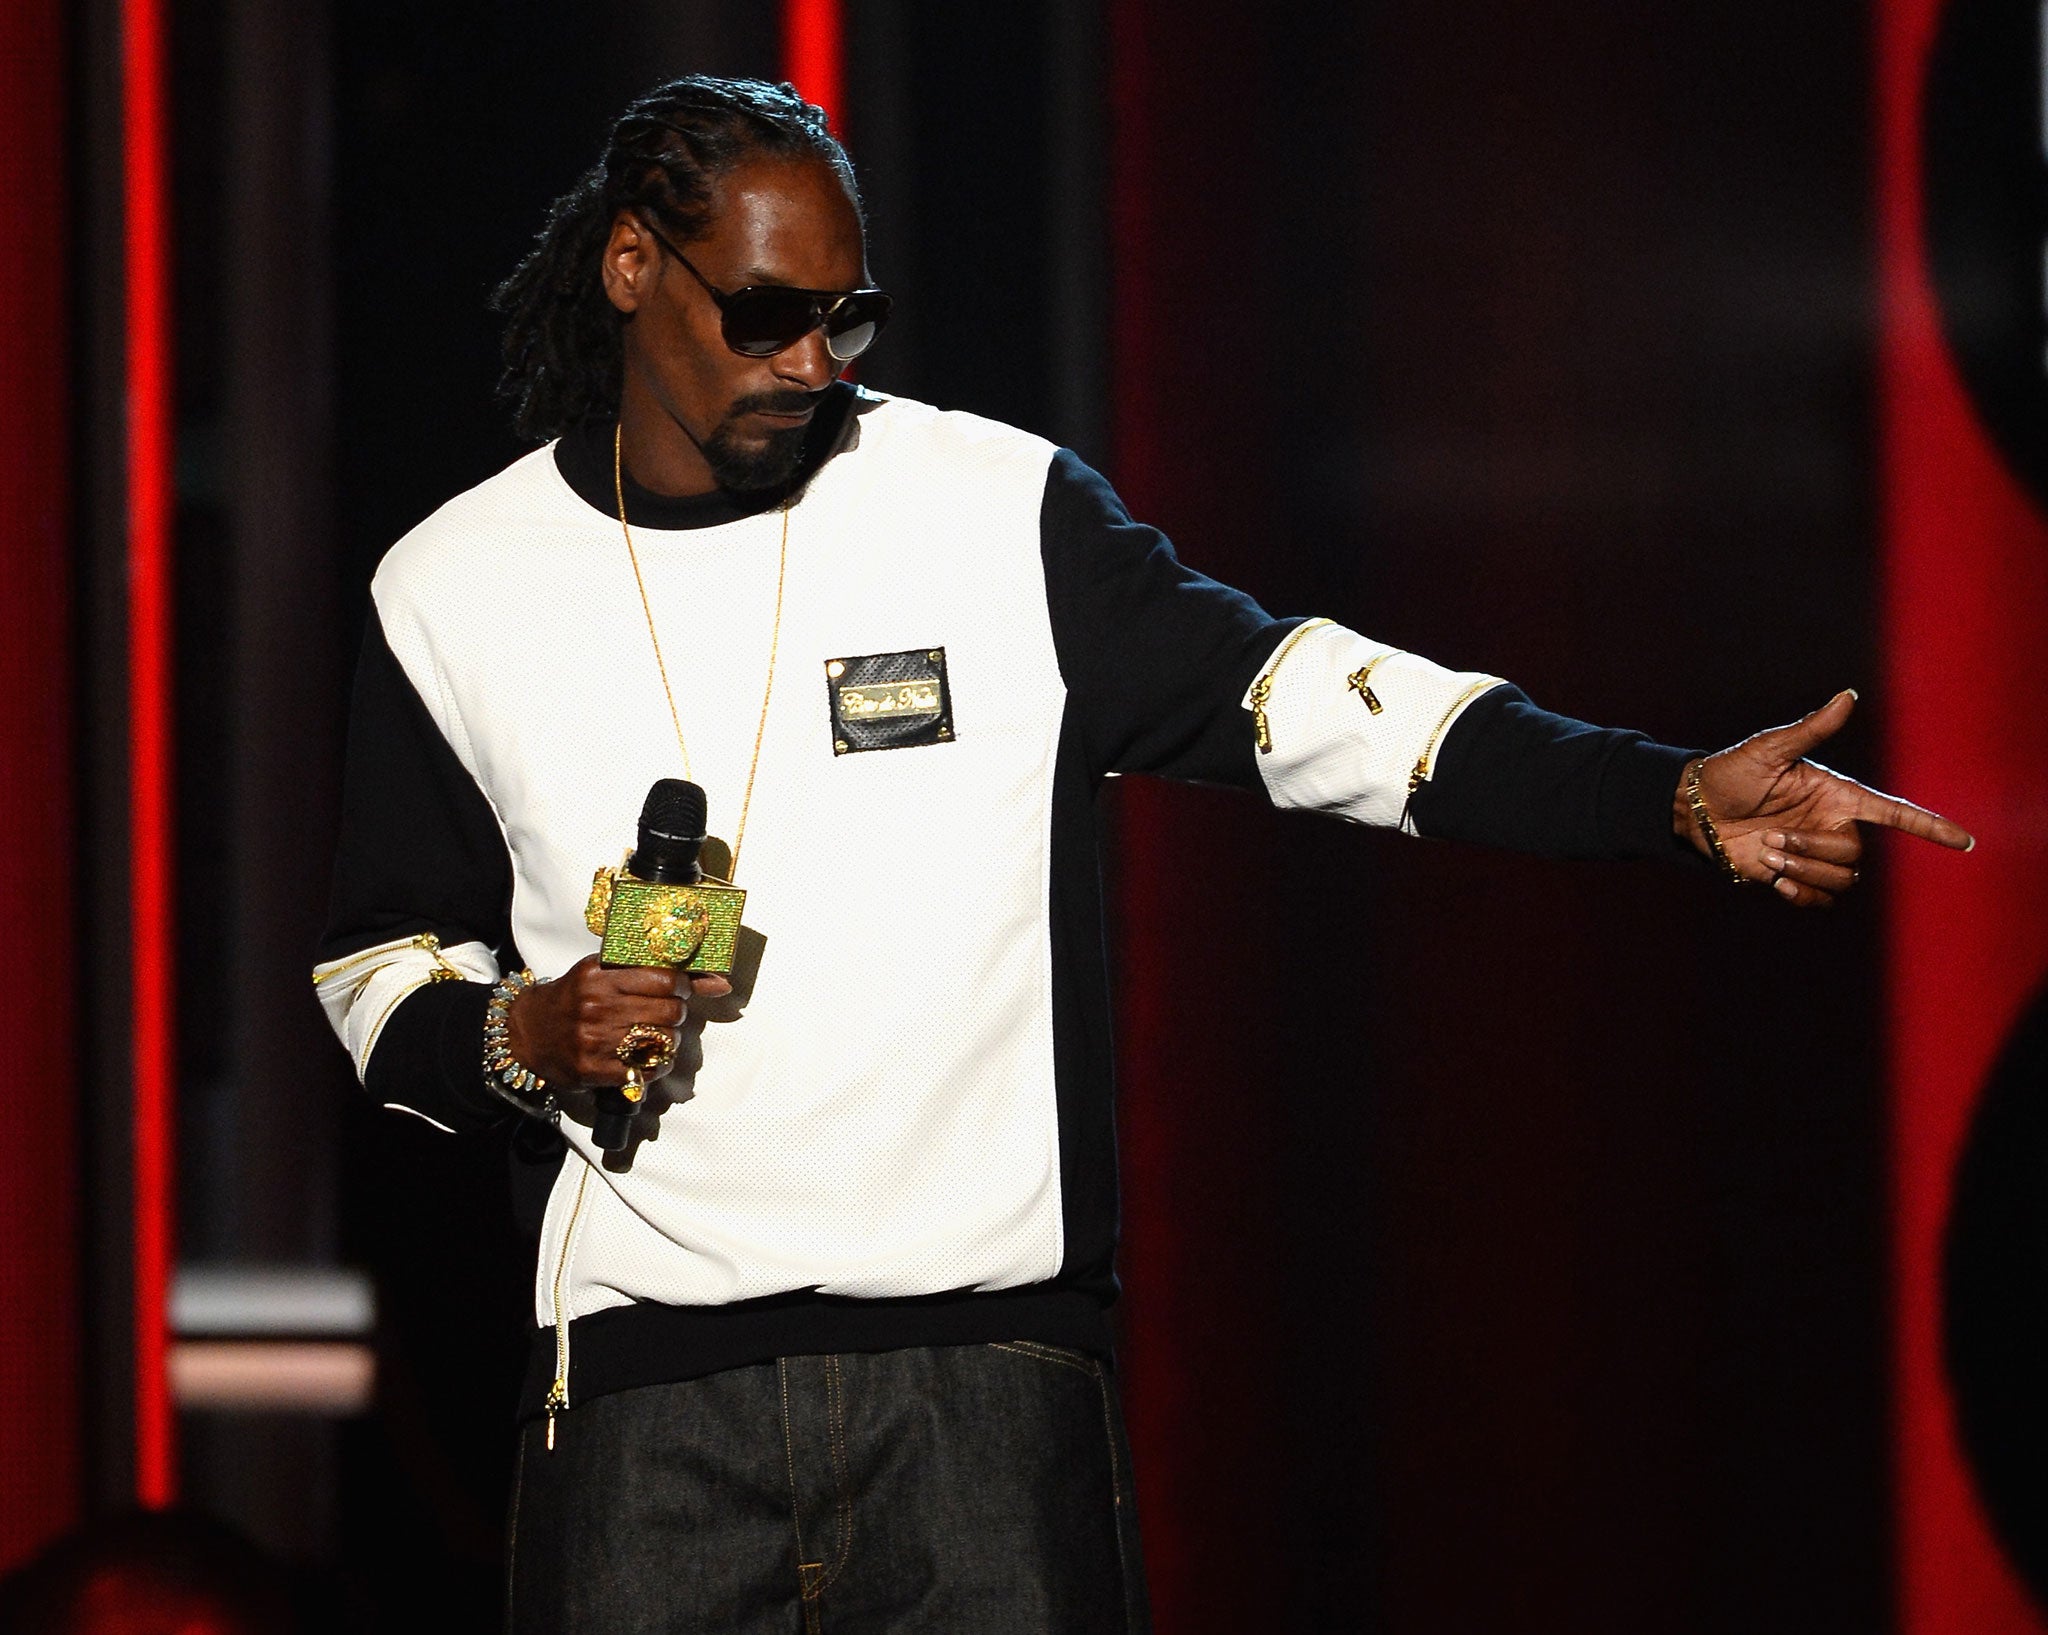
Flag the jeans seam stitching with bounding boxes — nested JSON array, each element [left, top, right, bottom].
[[800, 1564, 825, 1635], [778, 1358, 812, 1576], [819, 1352, 855, 1590], [990, 1339, 1098, 1378], [1096, 1370, 1138, 1633]]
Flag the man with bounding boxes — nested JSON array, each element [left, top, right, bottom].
[[315, 76, 1970, 1633]]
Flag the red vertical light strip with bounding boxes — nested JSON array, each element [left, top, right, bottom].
[[1879, 0, 2048, 1629], [122, 0, 177, 1509], [781, 0, 844, 135]]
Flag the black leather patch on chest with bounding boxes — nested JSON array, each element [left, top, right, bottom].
[[823, 647, 955, 755]]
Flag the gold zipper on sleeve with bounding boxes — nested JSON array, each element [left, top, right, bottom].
[[313, 930, 466, 989], [1247, 618, 1333, 753], [545, 1163, 594, 1452], [1345, 649, 1401, 715], [418, 933, 465, 982], [311, 934, 414, 989], [1401, 677, 1504, 825], [321, 933, 470, 1069]]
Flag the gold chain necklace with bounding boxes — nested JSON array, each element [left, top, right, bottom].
[[614, 422, 787, 879]]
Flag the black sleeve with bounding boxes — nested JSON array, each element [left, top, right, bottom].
[[1038, 448, 1297, 786], [1040, 449, 1697, 862], [1408, 686, 1698, 860], [319, 609, 517, 1130]]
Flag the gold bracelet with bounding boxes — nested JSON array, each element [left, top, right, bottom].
[[1685, 758, 1746, 886]]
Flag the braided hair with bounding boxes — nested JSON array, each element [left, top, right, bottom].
[[491, 76, 862, 441]]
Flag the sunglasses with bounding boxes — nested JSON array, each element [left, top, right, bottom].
[[640, 219, 892, 363]]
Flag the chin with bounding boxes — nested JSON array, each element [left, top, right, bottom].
[[705, 424, 809, 493]]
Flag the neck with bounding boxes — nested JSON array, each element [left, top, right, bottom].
[[616, 377, 719, 497]]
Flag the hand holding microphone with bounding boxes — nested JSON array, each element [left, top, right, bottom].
[[503, 780, 744, 1150], [503, 958, 729, 1129]]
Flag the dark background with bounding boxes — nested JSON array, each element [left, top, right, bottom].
[[1106, 6, 1884, 1631], [100, 0, 1897, 1628]]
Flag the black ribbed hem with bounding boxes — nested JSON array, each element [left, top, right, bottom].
[[518, 1286, 1115, 1421], [1413, 686, 1701, 863], [364, 978, 501, 1132], [1600, 738, 1700, 861]]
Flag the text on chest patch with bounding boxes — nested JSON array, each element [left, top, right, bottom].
[[824, 647, 955, 754]]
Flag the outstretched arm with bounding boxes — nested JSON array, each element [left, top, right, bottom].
[[1036, 451, 1973, 891], [1678, 689, 1974, 907]]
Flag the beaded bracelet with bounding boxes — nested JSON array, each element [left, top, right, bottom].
[[483, 968, 559, 1123], [1684, 757, 1747, 887]]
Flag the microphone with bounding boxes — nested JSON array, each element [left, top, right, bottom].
[[628, 777, 708, 884], [585, 780, 748, 1151]]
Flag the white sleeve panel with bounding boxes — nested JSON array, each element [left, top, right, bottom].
[[311, 935, 500, 1083], [1242, 620, 1505, 834]]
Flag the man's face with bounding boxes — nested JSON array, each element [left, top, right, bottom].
[[605, 153, 868, 492]]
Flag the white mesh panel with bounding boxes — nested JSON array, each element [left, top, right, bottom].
[[1244, 621, 1503, 834]]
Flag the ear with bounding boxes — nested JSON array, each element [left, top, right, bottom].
[[601, 211, 661, 316]]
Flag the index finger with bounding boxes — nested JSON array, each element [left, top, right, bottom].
[[1851, 784, 1976, 851], [602, 963, 686, 995]]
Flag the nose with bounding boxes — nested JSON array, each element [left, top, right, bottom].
[[772, 326, 838, 391]]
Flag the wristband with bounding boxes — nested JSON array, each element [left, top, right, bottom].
[[483, 968, 559, 1122]]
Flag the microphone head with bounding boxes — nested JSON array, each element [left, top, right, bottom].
[[630, 779, 708, 884], [640, 778, 707, 843]]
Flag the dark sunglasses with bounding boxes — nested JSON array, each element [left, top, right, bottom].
[[640, 218, 892, 363]]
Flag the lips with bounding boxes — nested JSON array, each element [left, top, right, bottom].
[[738, 389, 825, 428]]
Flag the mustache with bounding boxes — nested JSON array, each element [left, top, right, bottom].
[[729, 388, 826, 419]]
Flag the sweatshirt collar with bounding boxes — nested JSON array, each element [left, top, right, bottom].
[[551, 380, 859, 530]]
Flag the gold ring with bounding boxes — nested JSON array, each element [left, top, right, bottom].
[[616, 1023, 677, 1078]]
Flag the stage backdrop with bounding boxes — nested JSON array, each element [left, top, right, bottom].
[[1107, 0, 1945, 1629], [81, 2, 2043, 1627], [1882, 0, 2048, 1630], [0, 0, 80, 1574]]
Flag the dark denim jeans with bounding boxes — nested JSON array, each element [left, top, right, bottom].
[[507, 1342, 1150, 1633]]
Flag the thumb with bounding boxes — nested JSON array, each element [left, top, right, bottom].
[[1760, 687, 1857, 764]]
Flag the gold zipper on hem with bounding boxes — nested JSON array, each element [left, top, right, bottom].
[[1401, 677, 1504, 825], [1247, 617, 1334, 753], [1345, 649, 1401, 715], [546, 1163, 594, 1452]]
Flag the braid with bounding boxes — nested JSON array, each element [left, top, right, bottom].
[[490, 76, 862, 442]]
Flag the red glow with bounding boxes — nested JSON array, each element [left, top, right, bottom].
[[0, 0, 81, 1574], [1103, 3, 1227, 1621], [781, 0, 845, 136], [1103, 0, 1176, 1604], [122, 0, 177, 1509], [1879, 0, 2048, 1628]]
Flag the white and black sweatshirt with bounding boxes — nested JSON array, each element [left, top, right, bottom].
[[315, 384, 1694, 1420]]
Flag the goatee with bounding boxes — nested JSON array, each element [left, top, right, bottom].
[[703, 420, 810, 492], [703, 390, 822, 492]]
